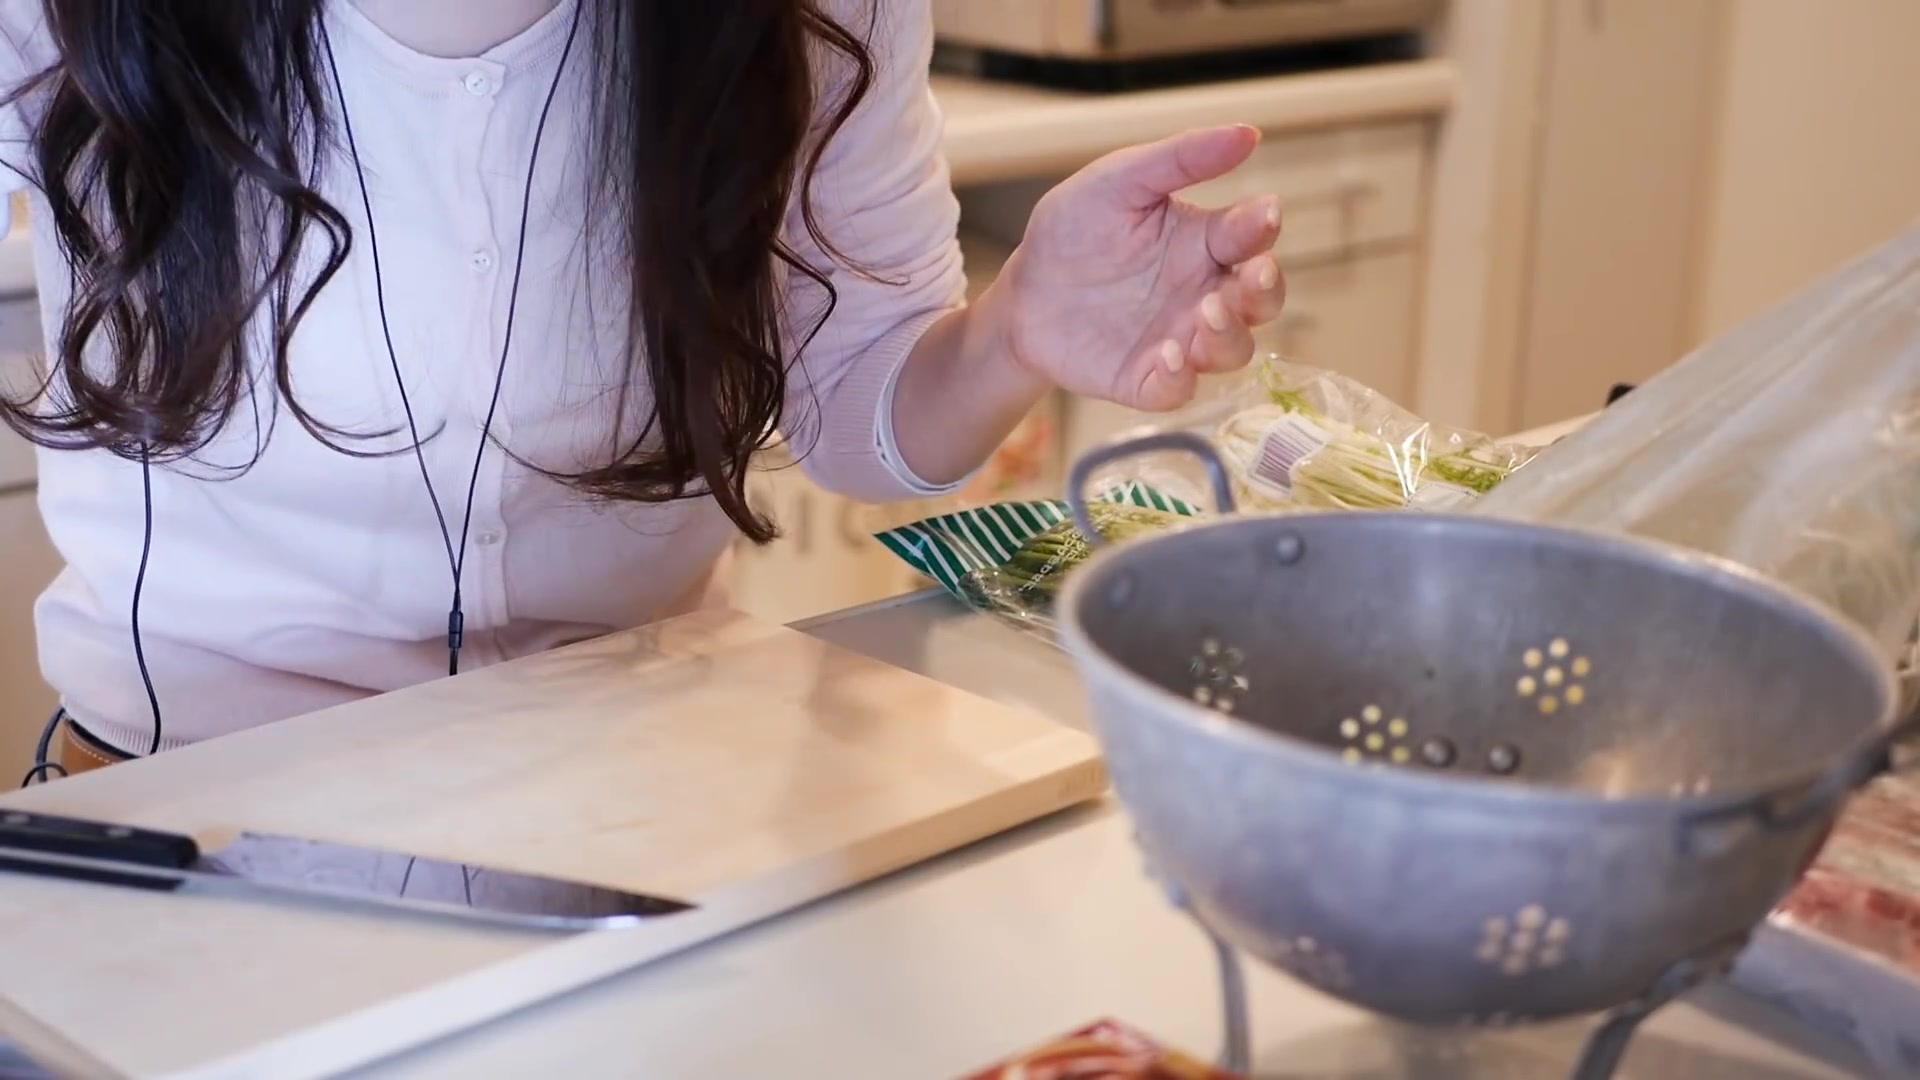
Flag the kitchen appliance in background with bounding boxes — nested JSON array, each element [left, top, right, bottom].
[[930, 0, 1439, 63]]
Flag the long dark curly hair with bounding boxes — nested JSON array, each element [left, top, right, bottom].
[[0, 0, 877, 543]]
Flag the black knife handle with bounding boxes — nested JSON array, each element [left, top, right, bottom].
[[0, 809, 200, 868]]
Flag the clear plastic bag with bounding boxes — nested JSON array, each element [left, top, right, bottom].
[[1081, 356, 1541, 515], [1472, 225, 1920, 670], [1471, 227, 1920, 1078], [872, 481, 1200, 642], [873, 356, 1538, 642]]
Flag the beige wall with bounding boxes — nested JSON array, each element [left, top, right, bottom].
[[1689, 0, 1920, 342]]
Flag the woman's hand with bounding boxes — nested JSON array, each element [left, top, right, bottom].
[[889, 125, 1284, 487], [992, 124, 1286, 412]]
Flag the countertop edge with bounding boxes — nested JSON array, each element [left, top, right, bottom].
[[939, 59, 1458, 186]]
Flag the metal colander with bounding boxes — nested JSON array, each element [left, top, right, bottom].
[[1056, 433, 1912, 1077]]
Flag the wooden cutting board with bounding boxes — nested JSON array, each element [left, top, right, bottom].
[[0, 608, 1106, 1080]]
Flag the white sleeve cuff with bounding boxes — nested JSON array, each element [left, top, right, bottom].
[[873, 328, 982, 498]]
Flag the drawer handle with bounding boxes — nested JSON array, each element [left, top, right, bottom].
[[1284, 179, 1378, 210]]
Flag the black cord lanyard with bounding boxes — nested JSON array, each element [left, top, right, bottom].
[[322, 3, 585, 678], [18, 5, 587, 786]]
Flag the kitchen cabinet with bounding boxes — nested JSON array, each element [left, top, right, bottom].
[[1269, 249, 1420, 397], [730, 451, 928, 626], [1060, 247, 1420, 462], [0, 296, 55, 778], [0, 193, 30, 299], [1688, 0, 1920, 342], [956, 119, 1427, 273], [0, 489, 57, 776], [0, 290, 37, 489], [1420, 0, 1920, 434], [730, 229, 1066, 624], [1504, 0, 1722, 430], [954, 119, 1431, 463]]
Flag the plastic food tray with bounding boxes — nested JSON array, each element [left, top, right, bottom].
[[1732, 774, 1920, 1076]]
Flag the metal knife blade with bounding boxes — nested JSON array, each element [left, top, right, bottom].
[[0, 809, 693, 932]]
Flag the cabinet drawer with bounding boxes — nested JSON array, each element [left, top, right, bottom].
[[732, 454, 924, 625], [0, 489, 60, 776], [958, 118, 1428, 266], [1265, 246, 1420, 401], [0, 298, 40, 490], [1061, 247, 1420, 462], [1186, 120, 1427, 263], [0, 194, 31, 299]]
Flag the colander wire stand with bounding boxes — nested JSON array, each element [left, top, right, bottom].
[[1174, 815, 1799, 1080], [1566, 933, 1752, 1080], [1190, 910, 1749, 1080], [1210, 926, 1253, 1075], [1148, 856, 1255, 1074]]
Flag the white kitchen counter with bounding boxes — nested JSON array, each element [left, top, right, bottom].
[[324, 589, 1873, 1080], [0, 412, 1881, 1079]]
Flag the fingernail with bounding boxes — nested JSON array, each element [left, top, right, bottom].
[[1201, 293, 1229, 332], [1264, 198, 1282, 229], [1160, 340, 1185, 374], [1257, 259, 1279, 291]]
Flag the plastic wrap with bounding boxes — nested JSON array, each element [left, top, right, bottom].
[[1473, 226, 1920, 669], [873, 357, 1536, 641], [873, 482, 1199, 642], [1206, 358, 1540, 513], [1739, 771, 1920, 1075], [1080, 357, 1541, 515], [1469, 225, 1920, 1075]]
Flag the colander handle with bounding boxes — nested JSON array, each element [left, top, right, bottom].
[[1067, 431, 1238, 546], [1680, 706, 1920, 850]]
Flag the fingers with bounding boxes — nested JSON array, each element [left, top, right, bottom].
[[1205, 194, 1284, 269], [1188, 291, 1256, 374], [1222, 253, 1287, 327], [1127, 299, 1252, 411], [1132, 339, 1199, 413], [1091, 125, 1261, 209], [1181, 257, 1286, 379], [1123, 254, 1287, 412]]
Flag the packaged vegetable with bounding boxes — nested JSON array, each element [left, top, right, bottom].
[[1220, 360, 1536, 511], [875, 357, 1537, 639], [874, 482, 1199, 640], [1083, 356, 1541, 515]]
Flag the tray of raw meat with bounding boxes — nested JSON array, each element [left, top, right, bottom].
[[1733, 771, 1920, 1075]]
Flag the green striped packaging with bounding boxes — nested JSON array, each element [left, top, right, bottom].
[[874, 482, 1200, 636]]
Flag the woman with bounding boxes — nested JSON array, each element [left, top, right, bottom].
[[0, 0, 1285, 780]]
